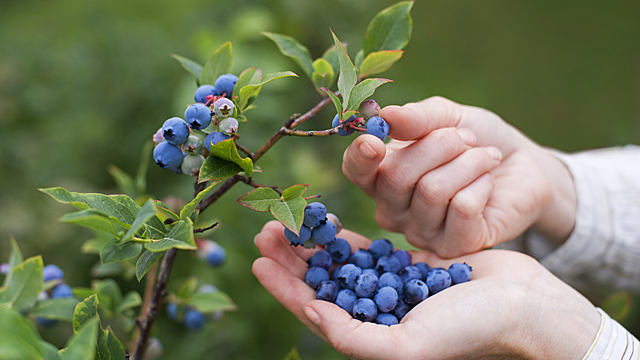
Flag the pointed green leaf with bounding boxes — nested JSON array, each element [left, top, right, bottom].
[[262, 32, 314, 78], [342, 110, 357, 120], [319, 88, 342, 119], [312, 72, 332, 94], [60, 318, 98, 360], [313, 58, 333, 76], [180, 182, 220, 220], [176, 277, 198, 300], [282, 184, 308, 201], [121, 199, 159, 243], [330, 30, 357, 113], [199, 138, 253, 182], [238, 71, 298, 110], [115, 291, 142, 315], [29, 298, 78, 322], [0, 306, 46, 360], [354, 49, 364, 70], [41, 342, 62, 360], [107, 164, 139, 199], [283, 347, 302, 360], [0, 256, 43, 311], [347, 78, 393, 111], [144, 220, 196, 252], [72, 287, 95, 300], [105, 327, 125, 360], [237, 187, 281, 212], [363, 1, 414, 57], [153, 200, 179, 221], [200, 42, 233, 86], [233, 67, 262, 99], [312, 58, 334, 91], [190, 290, 237, 313], [72, 294, 98, 334], [81, 233, 115, 255], [270, 197, 306, 235], [60, 209, 118, 236], [171, 54, 203, 86], [95, 326, 110, 360], [135, 250, 163, 282], [100, 240, 142, 264], [359, 50, 403, 78], [2, 237, 23, 288]]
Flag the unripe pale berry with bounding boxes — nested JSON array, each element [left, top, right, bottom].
[[358, 99, 380, 120], [326, 213, 342, 233], [219, 117, 239, 135], [181, 154, 205, 176], [214, 98, 235, 118], [152, 127, 165, 145]]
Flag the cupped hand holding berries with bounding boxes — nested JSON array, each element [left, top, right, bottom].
[[252, 221, 599, 360], [343, 96, 577, 258]]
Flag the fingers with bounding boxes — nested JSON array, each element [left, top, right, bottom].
[[254, 221, 309, 278], [342, 134, 386, 196]]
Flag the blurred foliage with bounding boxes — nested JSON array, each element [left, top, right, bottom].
[[0, 0, 639, 359]]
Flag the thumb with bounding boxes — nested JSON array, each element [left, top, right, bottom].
[[342, 134, 386, 196], [381, 96, 464, 141]]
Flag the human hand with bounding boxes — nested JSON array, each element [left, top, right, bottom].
[[253, 221, 600, 360], [343, 97, 577, 257]]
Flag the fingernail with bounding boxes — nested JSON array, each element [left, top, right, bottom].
[[302, 306, 321, 326], [456, 128, 476, 146], [485, 146, 502, 161], [253, 234, 259, 245], [359, 141, 378, 160]]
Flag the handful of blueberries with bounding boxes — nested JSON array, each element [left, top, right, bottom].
[[286, 202, 473, 326]]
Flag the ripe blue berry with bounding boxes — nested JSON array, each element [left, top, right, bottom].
[[331, 265, 343, 281], [310, 221, 336, 245], [398, 266, 422, 283], [448, 262, 472, 284], [426, 268, 452, 294], [349, 249, 375, 269], [162, 117, 190, 146], [365, 116, 390, 141], [194, 85, 217, 104], [284, 225, 311, 246], [327, 238, 351, 263], [358, 99, 380, 120], [204, 131, 232, 152], [307, 250, 332, 271], [214, 98, 235, 118], [368, 238, 394, 259], [332, 114, 356, 136], [316, 280, 338, 302], [154, 142, 184, 170], [335, 289, 357, 314], [36, 317, 57, 328], [181, 154, 205, 177], [305, 267, 330, 290], [167, 302, 178, 321], [392, 297, 413, 321], [355, 272, 379, 298], [374, 286, 399, 313], [43, 265, 64, 282], [219, 117, 239, 135], [378, 272, 403, 295], [184, 103, 212, 130], [51, 284, 73, 298], [204, 243, 226, 267], [184, 308, 206, 330], [392, 249, 412, 268], [352, 298, 378, 322], [402, 279, 429, 305], [326, 213, 342, 233], [337, 264, 362, 290], [414, 262, 431, 281], [303, 202, 327, 228], [362, 268, 378, 277], [375, 255, 402, 274], [214, 74, 238, 98], [375, 312, 399, 326]]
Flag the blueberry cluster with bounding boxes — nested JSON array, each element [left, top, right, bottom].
[[166, 285, 224, 330], [152, 73, 239, 176], [333, 99, 390, 141], [196, 239, 227, 267], [283, 202, 342, 247], [37, 264, 76, 327]]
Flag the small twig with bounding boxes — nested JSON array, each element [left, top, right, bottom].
[[239, 175, 283, 194], [193, 222, 220, 233], [194, 180, 208, 199], [164, 218, 176, 225], [281, 127, 341, 137], [303, 194, 321, 200], [196, 175, 243, 212], [235, 142, 255, 160]]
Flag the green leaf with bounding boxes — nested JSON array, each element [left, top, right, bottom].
[[29, 298, 78, 322], [236, 187, 281, 212], [0, 256, 43, 311], [171, 54, 203, 86], [199, 138, 254, 182], [313, 58, 333, 77], [359, 50, 403, 78], [330, 30, 357, 113], [60, 209, 119, 236], [81, 233, 115, 255], [72, 288, 95, 300], [153, 200, 179, 221], [354, 49, 364, 70], [0, 306, 47, 360], [312, 58, 334, 91], [200, 42, 233, 86], [105, 328, 125, 360], [319, 88, 342, 118], [100, 240, 142, 264], [72, 295, 98, 334], [135, 250, 163, 282], [233, 67, 262, 100], [190, 290, 237, 313], [95, 326, 110, 360], [176, 277, 198, 299], [41, 342, 62, 360], [262, 32, 314, 78], [135, 140, 153, 196], [237, 71, 298, 110], [115, 291, 141, 315], [342, 110, 357, 120], [60, 318, 98, 360], [283, 347, 302, 360], [322, 45, 340, 83], [107, 164, 139, 199], [346, 78, 393, 111], [144, 220, 196, 252], [282, 184, 308, 201], [270, 197, 306, 236], [93, 279, 122, 315], [180, 182, 220, 220], [121, 199, 158, 243], [363, 1, 414, 57], [2, 237, 23, 288]]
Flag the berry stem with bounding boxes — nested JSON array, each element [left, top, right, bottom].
[[303, 194, 321, 200], [193, 222, 220, 234]]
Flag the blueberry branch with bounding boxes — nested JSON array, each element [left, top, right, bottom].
[[238, 175, 283, 195], [234, 142, 255, 160], [193, 222, 220, 233]]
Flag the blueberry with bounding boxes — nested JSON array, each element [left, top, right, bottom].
[[332, 114, 356, 136], [402, 279, 429, 305], [36, 317, 57, 328], [378, 272, 403, 295], [167, 302, 179, 321], [182, 135, 204, 153], [375, 255, 402, 274], [448, 262, 472, 284], [414, 262, 431, 281], [374, 286, 398, 313], [349, 249, 375, 269], [392, 249, 412, 268], [362, 268, 378, 277], [303, 202, 327, 228], [327, 238, 351, 263], [197, 284, 219, 294], [337, 264, 362, 290], [335, 289, 357, 314], [205, 131, 232, 152], [365, 116, 390, 141], [152, 127, 165, 145], [368, 238, 394, 259], [310, 221, 336, 245], [392, 297, 413, 320], [358, 99, 380, 120], [305, 267, 330, 290], [375, 312, 399, 326], [184, 308, 206, 330], [195, 85, 217, 104], [205, 243, 226, 267], [398, 266, 422, 283], [51, 284, 73, 298], [214, 74, 238, 98], [325, 213, 342, 233], [284, 225, 312, 246], [316, 280, 338, 302], [181, 154, 205, 177], [154, 142, 184, 170], [184, 103, 212, 130], [214, 98, 235, 118], [307, 250, 332, 271], [355, 272, 379, 298], [426, 268, 452, 294], [352, 298, 378, 322], [43, 264, 64, 282], [219, 117, 239, 135], [331, 265, 343, 281], [162, 117, 190, 146]]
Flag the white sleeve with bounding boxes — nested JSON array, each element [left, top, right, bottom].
[[582, 308, 639, 360]]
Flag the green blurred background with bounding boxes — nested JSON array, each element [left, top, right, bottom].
[[1, 0, 639, 358]]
